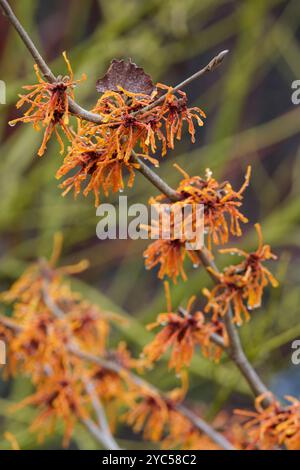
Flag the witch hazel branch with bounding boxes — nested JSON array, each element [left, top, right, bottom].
[[1, 0, 299, 451]]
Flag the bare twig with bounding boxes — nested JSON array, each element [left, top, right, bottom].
[[133, 49, 229, 116], [0, 0, 54, 81]]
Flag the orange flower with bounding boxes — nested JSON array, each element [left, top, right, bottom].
[[174, 165, 251, 249], [8, 311, 72, 380], [56, 115, 158, 206], [156, 84, 206, 150], [219, 223, 278, 309], [68, 303, 110, 353], [143, 283, 225, 372], [91, 84, 205, 158], [89, 342, 141, 403], [92, 88, 159, 160], [124, 391, 169, 442], [144, 239, 200, 283], [9, 52, 86, 156], [203, 224, 278, 324], [203, 272, 249, 324], [235, 394, 300, 450], [143, 192, 201, 283]]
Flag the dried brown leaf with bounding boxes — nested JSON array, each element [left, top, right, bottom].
[[96, 59, 155, 95]]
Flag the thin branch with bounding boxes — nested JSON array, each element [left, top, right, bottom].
[[80, 417, 120, 450], [83, 379, 121, 450], [132, 151, 182, 201], [133, 49, 229, 116], [42, 285, 65, 319]]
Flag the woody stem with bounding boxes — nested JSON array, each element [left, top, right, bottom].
[[131, 151, 182, 201]]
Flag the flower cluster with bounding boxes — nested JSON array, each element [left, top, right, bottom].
[[143, 283, 226, 372], [236, 394, 300, 450], [175, 165, 251, 248], [203, 224, 278, 324], [9, 52, 86, 157], [143, 166, 250, 283], [13, 370, 88, 447], [56, 84, 205, 206], [11, 57, 206, 206]]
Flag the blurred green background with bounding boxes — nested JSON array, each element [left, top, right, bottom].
[[0, 0, 299, 449]]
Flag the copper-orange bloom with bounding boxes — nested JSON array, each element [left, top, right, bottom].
[[235, 393, 300, 450], [144, 239, 200, 283], [143, 283, 225, 372], [203, 224, 278, 324], [56, 74, 205, 205], [56, 118, 158, 206], [143, 166, 251, 283], [174, 165, 251, 249], [9, 52, 86, 156], [12, 370, 88, 447], [219, 223, 278, 309], [156, 84, 206, 150], [124, 391, 169, 442]]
